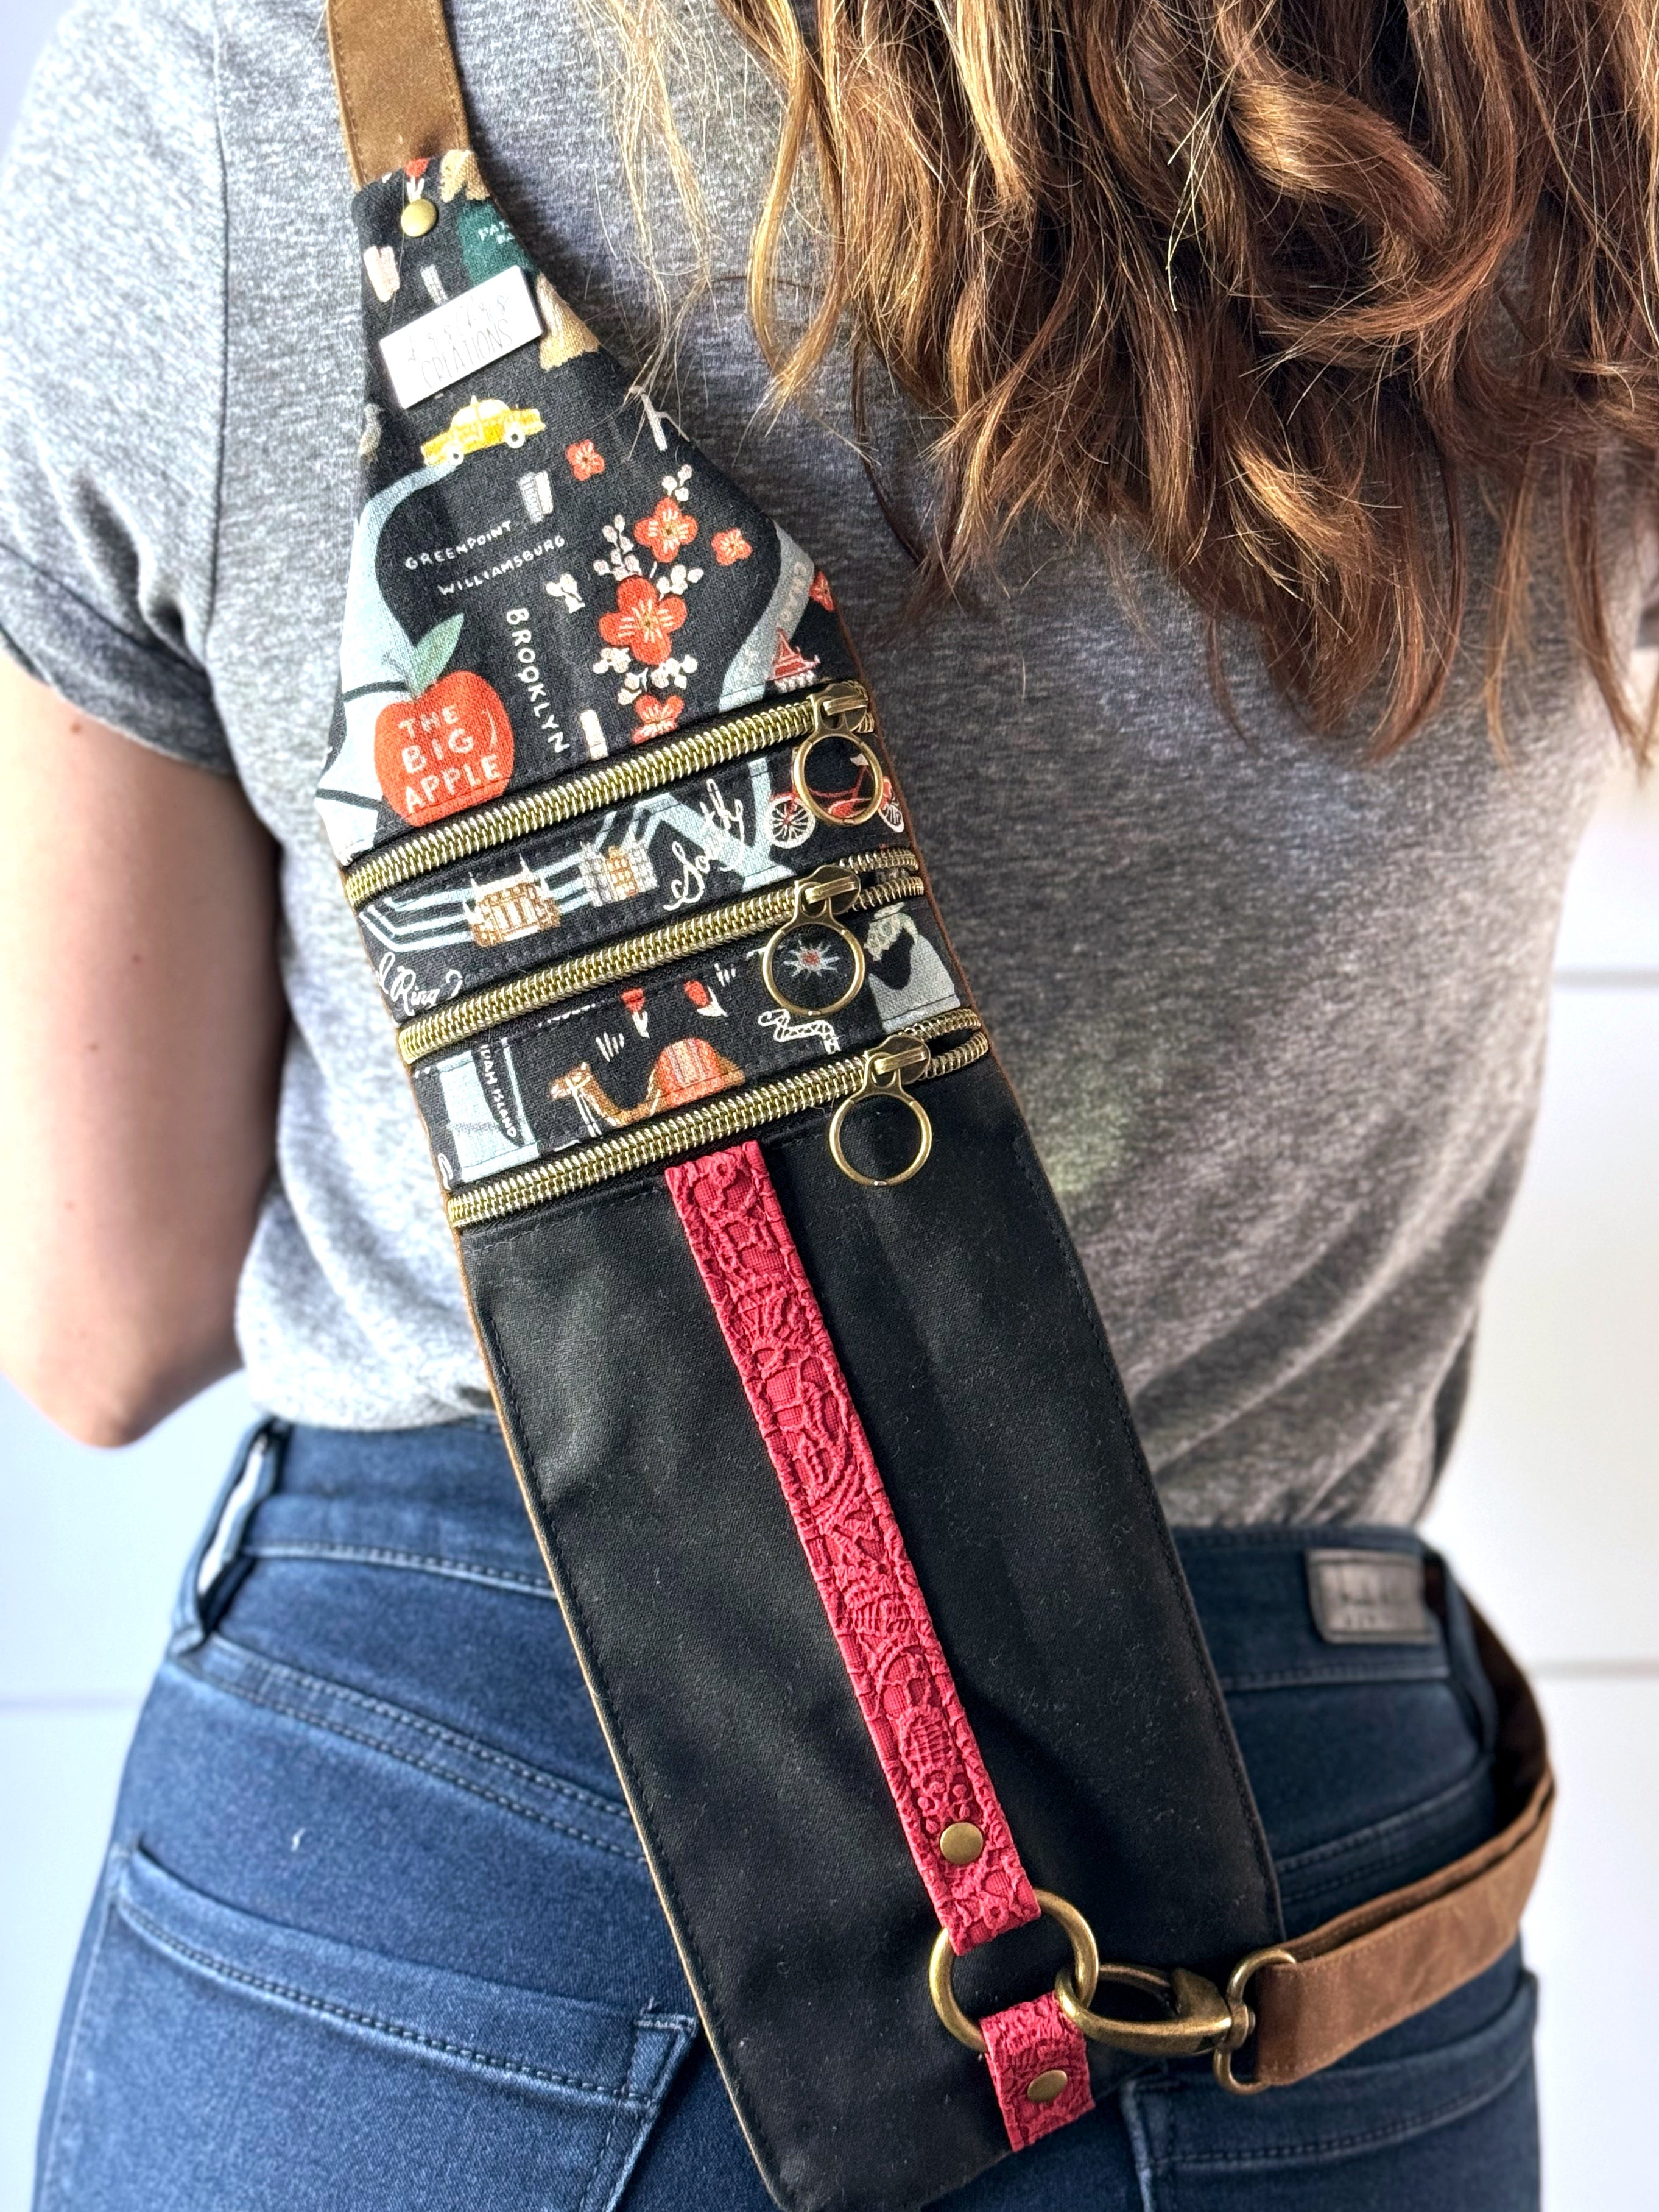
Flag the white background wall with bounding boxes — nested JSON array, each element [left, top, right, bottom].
[[2, 7, 1656, 2206]]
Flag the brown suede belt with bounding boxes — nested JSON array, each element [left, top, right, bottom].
[[325, 0, 1554, 2103], [1244, 1609, 1552, 2087]]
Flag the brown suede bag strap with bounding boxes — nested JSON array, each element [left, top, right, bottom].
[[1245, 1605, 1552, 2086], [326, 0, 470, 189]]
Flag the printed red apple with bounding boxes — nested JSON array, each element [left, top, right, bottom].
[[375, 672, 514, 825], [373, 615, 515, 827]]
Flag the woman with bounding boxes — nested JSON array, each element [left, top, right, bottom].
[[1, 0, 1654, 2202]]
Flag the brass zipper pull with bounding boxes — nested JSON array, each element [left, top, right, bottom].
[[444, 1009, 986, 1226], [811, 680, 875, 733], [761, 864, 867, 1017], [794, 684, 884, 829], [345, 680, 872, 910], [827, 1031, 934, 1187], [398, 847, 921, 1065]]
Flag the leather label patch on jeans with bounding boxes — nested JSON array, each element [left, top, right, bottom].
[[1305, 1550, 1437, 1644]]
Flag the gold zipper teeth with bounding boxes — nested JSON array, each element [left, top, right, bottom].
[[343, 680, 872, 910], [446, 1011, 987, 1229], [398, 850, 923, 1065]]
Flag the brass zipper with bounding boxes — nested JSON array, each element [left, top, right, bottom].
[[446, 1010, 988, 1228], [399, 850, 922, 1065], [344, 680, 873, 910]]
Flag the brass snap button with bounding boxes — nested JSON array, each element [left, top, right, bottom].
[[939, 1822, 985, 1865], [1026, 2069, 1068, 2105], [400, 199, 439, 238]]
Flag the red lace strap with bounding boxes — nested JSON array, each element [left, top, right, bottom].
[[666, 1140, 1040, 1957], [981, 1994, 1096, 2149]]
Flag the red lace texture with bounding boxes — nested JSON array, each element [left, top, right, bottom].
[[981, 1993, 1096, 2150], [666, 1140, 1039, 1956]]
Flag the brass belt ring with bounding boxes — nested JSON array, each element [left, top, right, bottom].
[[1210, 1945, 1295, 2096], [1055, 1957, 1241, 2058], [829, 1037, 933, 1187], [761, 914, 866, 1018], [929, 1890, 1101, 2055], [791, 729, 886, 829]]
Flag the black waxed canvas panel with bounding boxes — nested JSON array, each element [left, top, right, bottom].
[[463, 1059, 1282, 2212], [766, 1063, 1283, 1980]]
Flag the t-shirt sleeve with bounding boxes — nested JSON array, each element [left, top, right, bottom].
[[0, 0, 231, 770]]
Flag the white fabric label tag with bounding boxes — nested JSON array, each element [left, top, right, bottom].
[[378, 267, 544, 412]]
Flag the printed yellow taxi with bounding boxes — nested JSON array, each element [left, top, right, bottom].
[[421, 398, 546, 468]]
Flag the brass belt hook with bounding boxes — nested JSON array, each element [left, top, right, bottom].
[[929, 1890, 1295, 2099], [1058, 1939, 1295, 2092], [1054, 1959, 1238, 2057]]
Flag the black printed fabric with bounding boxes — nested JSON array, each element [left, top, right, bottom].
[[316, 149, 856, 871], [356, 737, 910, 1017], [409, 896, 960, 1187], [320, 146, 970, 1189]]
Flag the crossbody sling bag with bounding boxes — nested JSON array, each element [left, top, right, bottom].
[[315, 6, 1554, 2203]]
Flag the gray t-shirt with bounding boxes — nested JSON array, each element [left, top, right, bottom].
[[2, 0, 1652, 1522]]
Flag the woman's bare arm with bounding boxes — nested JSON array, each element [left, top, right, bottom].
[[0, 661, 285, 1446]]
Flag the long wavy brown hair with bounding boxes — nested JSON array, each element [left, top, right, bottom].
[[602, 0, 1659, 751]]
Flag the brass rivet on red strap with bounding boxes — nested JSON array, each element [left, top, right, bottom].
[[939, 1822, 984, 1865], [1026, 2069, 1068, 2104], [400, 200, 439, 238]]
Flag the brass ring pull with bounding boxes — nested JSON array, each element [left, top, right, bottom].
[[791, 730, 886, 829], [1054, 1959, 1239, 2058], [1210, 1945, 1295, 2095], [828, 1037, 934, 1187], [761, 865, 867, 1019], [761, 917, 865, 1017], [929, 1891, 1102, 2055]]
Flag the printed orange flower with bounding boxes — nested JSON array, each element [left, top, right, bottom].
[[566, 439, 605, 481], [635, 497, 699, 561], [599, 575, 687, 667], [713, 529, 752, 566], [633, 691, 686, 742], [809, 568, 836, 610]]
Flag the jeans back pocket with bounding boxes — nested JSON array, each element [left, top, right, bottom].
[[36, 1847, 696, 2212]]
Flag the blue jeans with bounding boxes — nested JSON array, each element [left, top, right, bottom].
[[34, 1422, 1538, 2210]]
